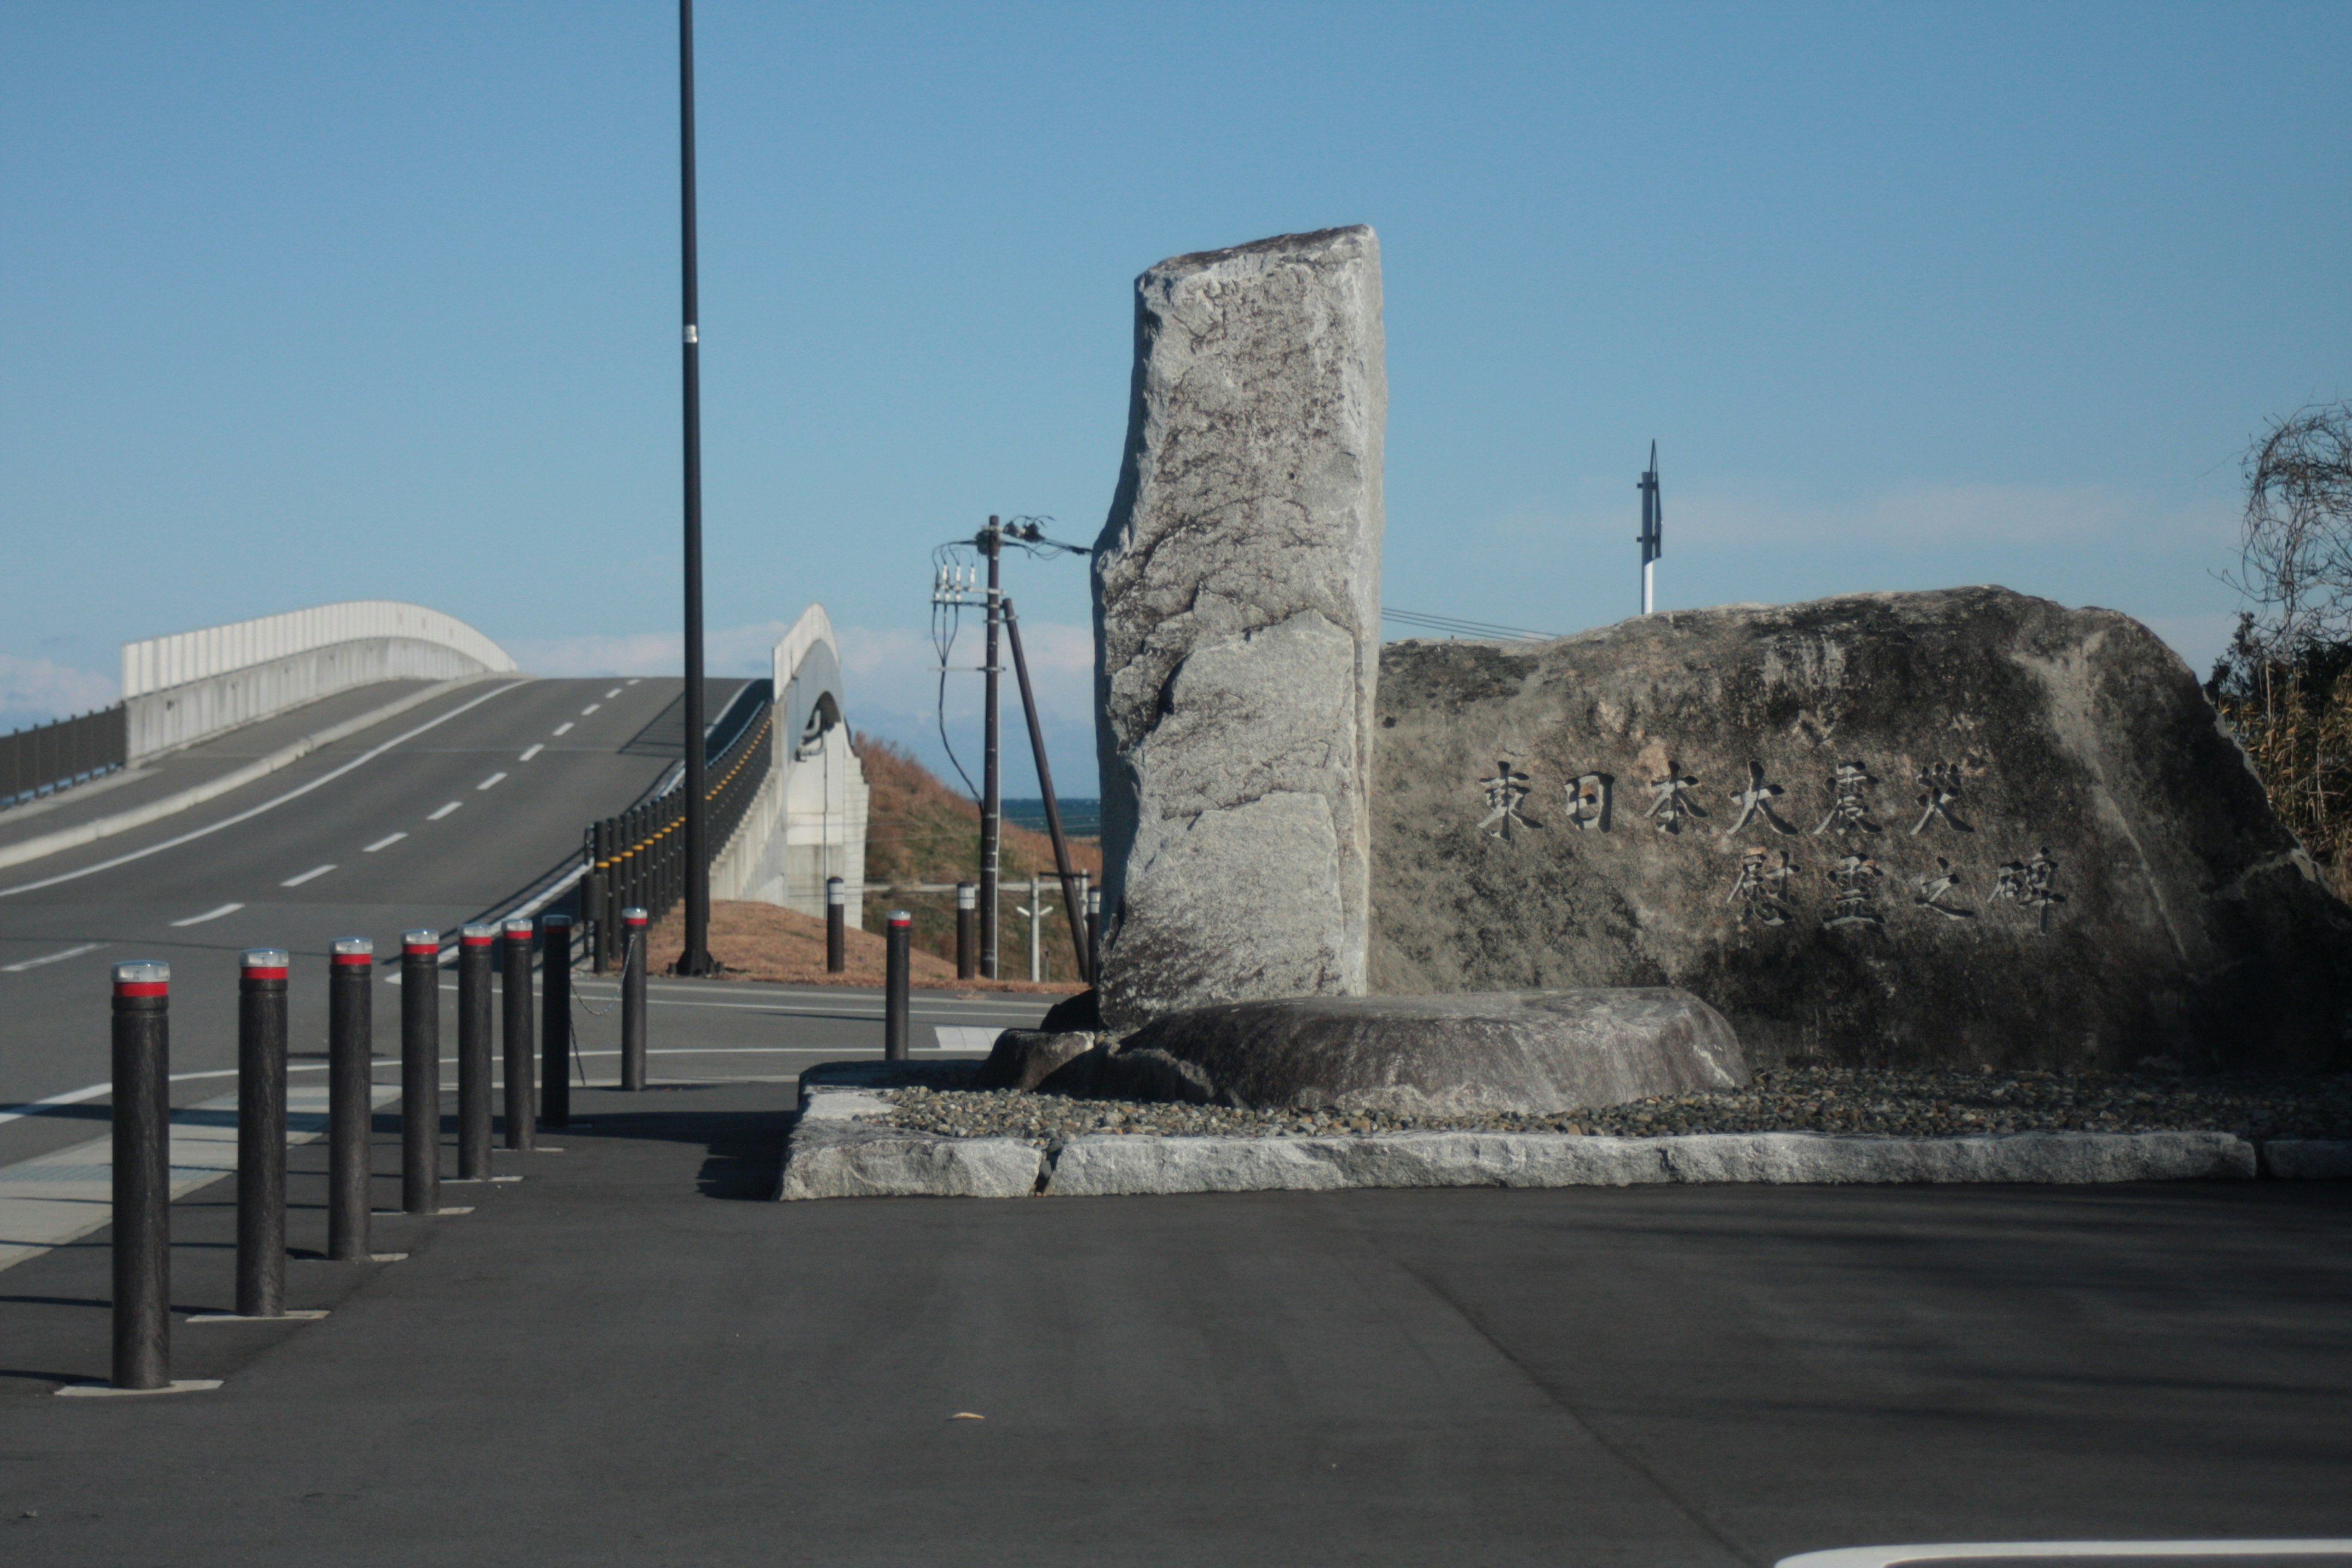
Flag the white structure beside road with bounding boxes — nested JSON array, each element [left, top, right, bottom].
[[712, 603, 870, 924], [121, 600, 516, 759]]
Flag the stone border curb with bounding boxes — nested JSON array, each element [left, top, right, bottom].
[[0, 677, 489, 873], [777, 1087, 2278, 1200]]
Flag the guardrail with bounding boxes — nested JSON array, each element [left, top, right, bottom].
[[582, 692, 774, 970], [2, 705, 129, 809]]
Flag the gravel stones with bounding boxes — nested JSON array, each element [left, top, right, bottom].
[[1092, 226, 1386, 1035], [1111, 989, 1746, 1115], [1371, 587, 2352, 1073]]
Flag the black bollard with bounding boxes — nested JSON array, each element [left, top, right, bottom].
[[327, 937, 373, 1262], [956, 882, 977, 981], [399, 930, 439, 1216], [236, 949, 289, 1319], [500, 916, 535, 1153], [884, 910, 911, 1061], [110, 960, 172, 1389], [826, 876, 846, 974], [1085, 887, 1102, 981], [620, 906, 649, 1091], [456, 924, 495, 1179], [540, 913, 572, 1129]]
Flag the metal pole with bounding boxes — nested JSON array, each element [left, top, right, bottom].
[[457, 924, 495, 1180], [1029, 873, 1043, 983], [327, 937, 372, 1262], [500, 917, 535, 1153], [541, 913, 573, 1128], [111, 959, 171, 1389], [884, 911, 911, 1060], [677, 0, 712, 977], [236, 948, 289, 1320], [956, 881, 977, 979], [979, 515, 1001, 978], [1003, 597, 1095, 982], [1086, 886, 1101, 976], [621, 907, 649, 1091], [400, 931, 440, 1216], [825, 876, 846, 973]]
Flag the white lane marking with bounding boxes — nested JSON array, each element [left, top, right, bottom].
[[476, 772, 507, 791], [279, 864, 336, 888], [627, 678, 641, 685], [2, 943, 104, 974], [552, 722, 574, 737], [169, 903, 244, 927], [1777, 1543, 2352, 1567], [428, 801, 462, 821], [580, 704, 600, 716], [519, 744, 543, 761], [364, 832, 407, 853], [604, 687, 622, 699], [0, 682, 524, 900]]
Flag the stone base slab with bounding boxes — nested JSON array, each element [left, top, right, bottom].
[[778, 1087, 2267, 1199]]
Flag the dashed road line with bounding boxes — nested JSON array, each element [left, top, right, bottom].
[[477, 772, 507, 791], [364, 832, 407, 853], [553, 722, 574, 737], [427, 801, 462, 821], [519, 744, 544, 761], [605, 687, 622, 699], [169, 902, 244, 927], [580, 703, 601, 716], [1, 943, 102, 974], [279, 864, 336, 888]]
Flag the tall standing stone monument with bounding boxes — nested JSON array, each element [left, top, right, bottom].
[[1092, 226, 1387, 1034]]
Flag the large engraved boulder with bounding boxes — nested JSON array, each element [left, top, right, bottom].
[[1371, 586, 2352, 1073], [1092, 226, 1386, 1034], [1110, 990, 1747, 1117]]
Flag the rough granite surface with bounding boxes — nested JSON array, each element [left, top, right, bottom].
[[1091, 225, 1385, 1034], [1371, 586, 2352, 1073]]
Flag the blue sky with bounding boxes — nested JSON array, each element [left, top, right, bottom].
[[4, 2, 2346, 794]]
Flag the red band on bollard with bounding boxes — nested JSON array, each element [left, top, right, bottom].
[[625, 916, 647, 929], [332, 953, 373, 967], [889, 915, 911, 927], [462, 934, 494, 947], [241, 965, 290, 981], [113, 980, 168, 997], [404, 943, 437, 956]]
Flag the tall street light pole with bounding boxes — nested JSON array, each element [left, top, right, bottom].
[[677, 0, 712, 974]]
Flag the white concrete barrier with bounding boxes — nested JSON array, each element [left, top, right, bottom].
[[120, 601, 515, 759], [710, 603, 870, 922]]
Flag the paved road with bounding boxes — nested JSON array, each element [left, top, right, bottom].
[[0, 1085, 2345, 1566], [0, 675, 1047, 1172]]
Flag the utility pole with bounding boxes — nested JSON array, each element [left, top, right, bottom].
[[1637, 441, 1662, 616], [676, 0, 712, 974], [979, 516, 1003, 979]]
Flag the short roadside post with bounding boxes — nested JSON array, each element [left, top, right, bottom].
[[457, 925, 496, 1179], [956, 882, 977, 980], [110, 960, 172, 1389], [825, 876, 846, 973], [327, 937, 373, 1261], [500, 916, 535, 1153], [1085, 887, 1102, 982], [400, 932, 440, 1215], [1028, 872, 1044, 983], [541, 913, 572, 1129], [236, 949, 290, 1319], [884, 910, 911, 1060], [620, 907, 649, 1091]]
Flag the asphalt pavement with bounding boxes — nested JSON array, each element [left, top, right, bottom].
[[0, 1087, 2343, 1566]]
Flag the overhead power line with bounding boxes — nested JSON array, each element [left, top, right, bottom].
[[1381, 607, 1562, 643]]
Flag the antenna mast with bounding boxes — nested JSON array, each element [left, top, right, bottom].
[[1637, 441, 1662, 616]]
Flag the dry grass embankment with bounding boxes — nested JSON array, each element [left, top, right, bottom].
[[642, 898, 1077, 993]]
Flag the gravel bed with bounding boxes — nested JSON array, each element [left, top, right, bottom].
[[878, 1066, 2352, 1147]]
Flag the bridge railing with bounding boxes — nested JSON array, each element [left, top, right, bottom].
[[581, 688, 775, 971], [2, 705, 129, 810]]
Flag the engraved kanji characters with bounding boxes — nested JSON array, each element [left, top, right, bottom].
[[1994, 847, 2065, 929], [1913, 856, 1974, 920], [1645, 764, 1705, 835], [1824, 853, 1885, 928], [1814, 761, 1882, 836], [1477, 760, 1541, 840], [1724, 760, 1798, 839], [1911, 762, 1973, 835], [1565, 772, 1611, 831], [1727, 847, 1798, 926]]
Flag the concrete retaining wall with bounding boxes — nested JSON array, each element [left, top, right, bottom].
[[712, 604, 870, 922]]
